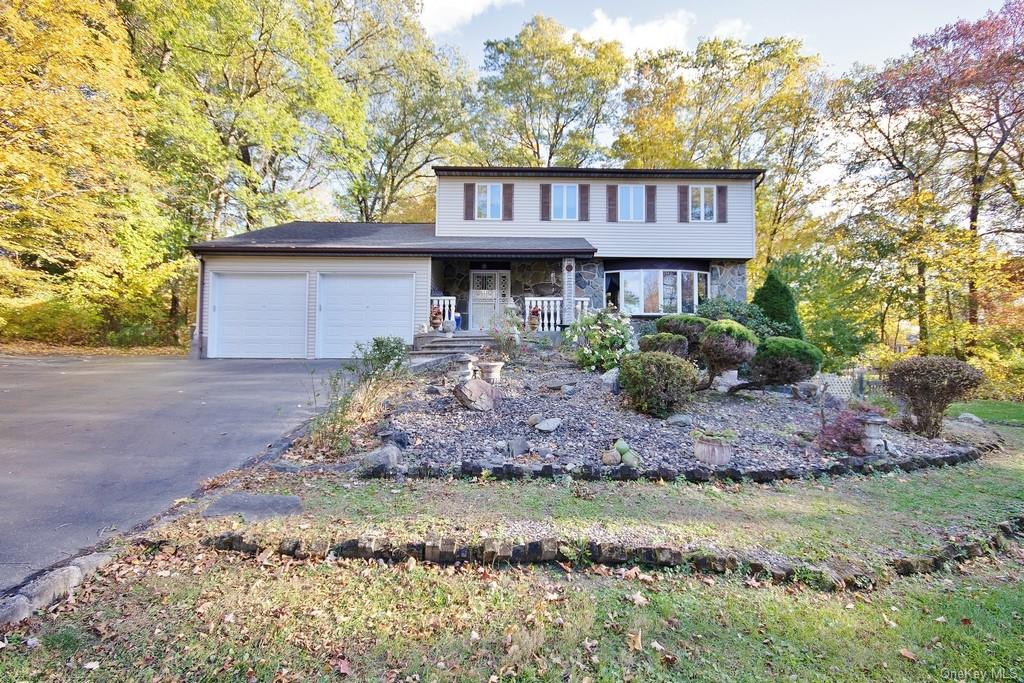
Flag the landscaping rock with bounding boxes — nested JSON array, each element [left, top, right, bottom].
[[601, 449, 622, 466], [561, 384, 578, 397], [202, 492, 303, 522], [509, 436, 530, 457], [600, 368, 620, 394], [534, 418, 562, 433], [526, 413, 543, 426], [358, 443, 403, 474], [454, 379, 497, 411], [20, 566, 83, 610], [956, 412, 984, 426], [0, 595, 32, 625], [621, 450, 640, 468], [664, 413, 694, 428], [942, 420, 1004, 452], [425, 384, 443, 395]]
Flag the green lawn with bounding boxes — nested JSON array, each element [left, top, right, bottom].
[[949, 399, 1024, 426]]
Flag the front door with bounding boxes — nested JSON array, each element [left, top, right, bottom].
[[469, 270, 511, 331]]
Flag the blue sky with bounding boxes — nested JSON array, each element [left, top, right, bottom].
[[420, 0, 1002, 72]]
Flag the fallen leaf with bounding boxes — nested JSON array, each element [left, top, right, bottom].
[[470, 630, 480, 642], [222, 612, 235, 624], [330, 656, 352, 676], [934, 616, 946, 623], [960, 618, 972, 626], [626, 630, 642, 652], [661, 653, 678, 667], [83, 661, 100, 670], [650, 640, 665, 652], [627, 591, 649, 607], [899, 649, 918, 662]]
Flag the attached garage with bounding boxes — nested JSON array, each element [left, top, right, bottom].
[[317, 273, 415, 358]]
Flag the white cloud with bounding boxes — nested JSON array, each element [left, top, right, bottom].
[[419, 0, 523, 36], [710, 18, 752, 41], [575, 9, 696, 56]]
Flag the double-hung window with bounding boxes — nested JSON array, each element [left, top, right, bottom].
[[618, 184, 645, 222], [551, 183, 578, 220], [689, 185, 716, 222], [476, 183, 502, 220]]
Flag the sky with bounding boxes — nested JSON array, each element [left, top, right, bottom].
[[419, 0, 1003, 73]]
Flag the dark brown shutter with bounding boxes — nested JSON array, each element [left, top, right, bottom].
[[540, 183, 551, 221], [578, 184, 590, 221], [716, 185, 728, 223], [678, 185, 689, 223], [645, 185, 656, 223], [463, 183, 475, 220], [607, 184, 618, 222], [502, 183, 514, 221]]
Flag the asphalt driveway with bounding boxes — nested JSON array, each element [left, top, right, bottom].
[[0, 354, 341, 592]]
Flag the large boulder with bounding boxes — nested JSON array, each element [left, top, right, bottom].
[[454, 379, 497, 411], [601, 368, 620, 394], [942, 419, 1005, 452]]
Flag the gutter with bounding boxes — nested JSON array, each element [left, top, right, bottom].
[[187, 247, 598, 259]]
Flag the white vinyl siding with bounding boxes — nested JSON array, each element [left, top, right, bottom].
[[436, 176, 755, 259], [618, 184, 645, 222], [476, 183, 502, 220], [200, 255, 430, 359], [690, 185, 716, 222], [551, 183, 578, 220]]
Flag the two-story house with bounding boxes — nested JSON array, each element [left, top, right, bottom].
[[188, 166, 763, 358]]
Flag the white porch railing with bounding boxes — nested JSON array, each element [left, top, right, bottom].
[[524, 297, 591, 332], [430, 296, 457, 321]]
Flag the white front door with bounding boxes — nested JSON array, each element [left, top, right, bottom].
[[209, 273, 308, 358], [469, 270, 511, 331], [317, 273, 415, 358]]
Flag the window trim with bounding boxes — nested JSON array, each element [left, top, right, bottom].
[[689, 185, 717, 223], [605, 268, 710, 316], [551, 183, 578, 221], [617, 184, 646, 222], [475, 183, 503, 220]]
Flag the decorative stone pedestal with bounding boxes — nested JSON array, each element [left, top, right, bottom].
[[859, 414, 889, 455]]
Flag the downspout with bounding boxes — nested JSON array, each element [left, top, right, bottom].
[[194, 255, 205, 359]]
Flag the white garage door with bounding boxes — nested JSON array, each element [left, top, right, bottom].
[[210, 273, 308, 358], [318, 273, 415, 358]]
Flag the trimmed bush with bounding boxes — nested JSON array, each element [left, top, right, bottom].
[[698, 320, 757, 390], [638, 332, 688, 357], [697, 297, 789, 341], [562, 309, 633, 372], [619, 351, 700, 417], [752, 271, 804, 339], [751, 337, 823, 385], [816, 405, 884, 456], [655, 314, 712, 358], [885, 356, 984, 438]]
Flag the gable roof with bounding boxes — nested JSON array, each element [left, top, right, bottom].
[[188, 222, 596, 257], [433, 165, 766, 181]]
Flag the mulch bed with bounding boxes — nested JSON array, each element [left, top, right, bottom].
[[384, 353, 978, 481]]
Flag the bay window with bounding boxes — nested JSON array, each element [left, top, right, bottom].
[[605, 269, 709, 315]]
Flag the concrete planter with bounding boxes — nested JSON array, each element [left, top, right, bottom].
[[693, 439, 734, 466], [858, 414, 889, 455], [476, 361, 505, 385]]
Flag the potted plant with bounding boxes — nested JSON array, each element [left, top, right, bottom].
[[430, 305, 443, 331], [690, 428, 738, 466], [528, 304, 542, 332]]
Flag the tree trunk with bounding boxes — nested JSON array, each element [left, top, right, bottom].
[[916, 260, 929, 354]]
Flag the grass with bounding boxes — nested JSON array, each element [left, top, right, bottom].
[[949, 399, 1024, 426], [2, 428, 1022, 681], [2, 547, 1022, 681]]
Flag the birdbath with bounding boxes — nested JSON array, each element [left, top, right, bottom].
[[858, 414, 889, 455]]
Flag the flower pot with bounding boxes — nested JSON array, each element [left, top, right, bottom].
[[528, 315, 540, 332], [693, 439, 734, 466], [475, 360, 505, 385]]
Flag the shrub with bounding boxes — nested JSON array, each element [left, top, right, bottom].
[[697, 319, 757, 389], [751, 270, 804, 339], [489, 307, 527, 361], [638, 332, 688, 357], [0, 299, 103, 344], [697, 297, 788, 341], [619, 351, 700, 417], [750, 337, 823, 385], [816, 405, 883, 456], [885, 355, 984, 438], [562, 309, 633, 372], [350, 336, 408, 380], [655, 314, 713, 358]]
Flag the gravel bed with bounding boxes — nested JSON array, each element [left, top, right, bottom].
[[390, 355, 963, 478]]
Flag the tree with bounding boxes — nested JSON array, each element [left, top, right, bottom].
[[615, 38, 832, 278], [340, 30, 474, 221], [0, 0, 174, 341], [752, 271, 803, 339], [474, 16, 626, 167]]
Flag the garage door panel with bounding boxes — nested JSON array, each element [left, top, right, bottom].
[[212, 274, 307, 358], [318, 274, 414, 358]]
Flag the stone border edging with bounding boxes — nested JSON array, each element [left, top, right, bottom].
[[355, 445, 984, 484], [0, 551, 115, 626], [202, 513, 1024, 593]]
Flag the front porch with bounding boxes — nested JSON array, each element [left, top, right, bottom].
[[428, 258, 599, 332]]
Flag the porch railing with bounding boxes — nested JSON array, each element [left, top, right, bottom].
[[430, 296, 457, 322], [524, 297, 591, 332]]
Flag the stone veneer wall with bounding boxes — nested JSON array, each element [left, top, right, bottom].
[[709, 260, 748, 302], [574, 259, 605, 309], [437, 260, 567, 317]]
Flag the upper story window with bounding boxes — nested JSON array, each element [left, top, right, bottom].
[[689, 185, 716, 222], [551, 184, 578, 220], [476, 183, 502, 220], [618, 184, 645, 222]]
